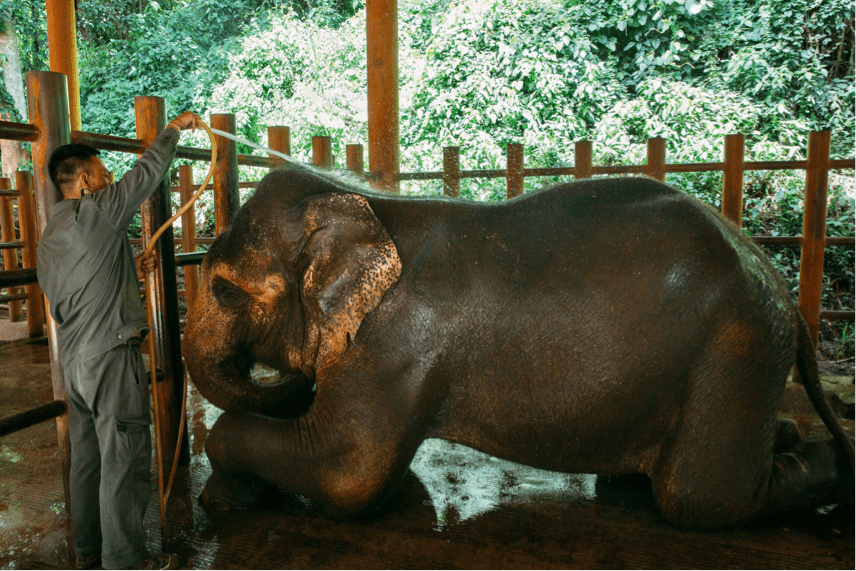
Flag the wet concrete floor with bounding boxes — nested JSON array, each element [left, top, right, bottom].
[[1, 334, 854, 569]]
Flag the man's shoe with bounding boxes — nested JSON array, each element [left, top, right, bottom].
[[136, 554, 179, 570], [75, 554, 100, 570]]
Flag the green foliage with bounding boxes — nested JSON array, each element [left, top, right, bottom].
[[207, 9, 368, 162], [6, 0, 854, 354]]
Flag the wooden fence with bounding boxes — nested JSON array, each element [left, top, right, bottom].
[[0, 70, 853, 517]]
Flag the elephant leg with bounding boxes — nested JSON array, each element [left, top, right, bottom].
[[649, 353, 787, 529], [201, 400, 425, 516], [761, 439, 854, 515]]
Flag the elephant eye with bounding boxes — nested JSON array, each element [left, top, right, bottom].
[[213, 277, 251, 309]]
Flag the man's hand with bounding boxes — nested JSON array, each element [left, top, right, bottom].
[[135, 251, 158, 281], [167, 111, 201, 133]]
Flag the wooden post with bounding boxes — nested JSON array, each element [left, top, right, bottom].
[[797, 131, 831, 348], [367, 0, 399, 191], [45, 0, 81, 131], [268, 126, 291, 169], [211, 114, 239, 235], [443, 146, 460, 198], [647, 138, 666, 182], [0, 178, 23, 321], [312, 136, 333, 168], [346, 144, 364, 174], [135, 96, 190, 477], [15, 171, 44, 337], [722, 134, 745, 227], [26, 70, 72, 514], [574, 140, 593, 180], [507, 143, 524, 199], [179, 165, 198, 314]]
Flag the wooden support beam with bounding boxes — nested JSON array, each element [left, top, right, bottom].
[[179, 165, 198, 314], [797, 131, 831, 349], [15, 171, 44, 337], [506, 143, 524, 199], [45, 0, 81, 131], [0, 178, 22, 321], [647, 138, 666, 182], [574, 141, 593, 180], [268, 126, 291, 169], [443, 146, 460, 198], [26, 69, 72, 514], [346, 144, 364, 174], [135, 96, 190, 478], [367, 0, 399, 191], [211, 114, 239, 235], [313, 136, 333, 168], [722, 134, 745, 227]]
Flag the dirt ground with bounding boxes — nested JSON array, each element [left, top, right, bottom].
[[0, 320, 853, 569]]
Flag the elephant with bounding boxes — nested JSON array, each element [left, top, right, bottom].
[[183, 168, 854, 530]]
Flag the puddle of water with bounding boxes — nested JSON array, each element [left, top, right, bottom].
[[410, 439, 597, 530]]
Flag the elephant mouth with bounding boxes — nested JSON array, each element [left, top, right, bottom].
[[221, 346, 317, 419]]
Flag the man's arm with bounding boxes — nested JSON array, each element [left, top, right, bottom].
[[95, 112, 201, 229]]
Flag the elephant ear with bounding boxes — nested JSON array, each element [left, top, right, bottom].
[[297, 193, 401, 375]]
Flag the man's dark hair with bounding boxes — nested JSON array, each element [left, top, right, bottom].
[[48, 144, 101, 191]]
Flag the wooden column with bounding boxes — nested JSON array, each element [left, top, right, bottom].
[[507, 143, 524, 199], [0, 178, 22, 321], [367, 0, 399, 191], [312, 136, 333, 168], [16, 171, 44, 337], [443, 146, 460, 198], [211, 114, 239, 235], [722, 134, 745, 227], [346, 144, 364, 174], [647, 138, 666, 182], [574, 141, 593, 180], [135, 96, 190, 477], [179, 166, 198, 314], [26, 70, 72, 513], [268, 126, 291, 169], [45, 0, 81, 131], [797, 131, 831, 348]]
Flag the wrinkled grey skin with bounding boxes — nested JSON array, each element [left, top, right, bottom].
[[184, 170, 854, 529]]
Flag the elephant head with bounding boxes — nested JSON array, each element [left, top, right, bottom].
[[184, 180, 401, 418]]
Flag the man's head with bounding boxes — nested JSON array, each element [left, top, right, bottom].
[[48, 144, 110, 199]]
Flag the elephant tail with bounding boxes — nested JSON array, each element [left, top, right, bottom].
[[794, 315, 855, 476]]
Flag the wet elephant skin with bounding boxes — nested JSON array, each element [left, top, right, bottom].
[[183, 170, 854, 529]]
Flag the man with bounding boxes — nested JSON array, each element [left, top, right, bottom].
[[37, 111, 200, 570]]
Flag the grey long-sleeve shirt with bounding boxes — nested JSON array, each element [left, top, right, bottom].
[[37, 127, 179, 367]]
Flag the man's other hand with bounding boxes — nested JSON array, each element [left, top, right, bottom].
[[167, 111, 201, 132], [135, 251, 158, 280]]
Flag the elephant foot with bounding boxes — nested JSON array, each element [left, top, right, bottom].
[[774, 418, 805, 453], [200, 469, 271, 511]]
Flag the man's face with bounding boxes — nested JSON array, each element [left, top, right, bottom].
[[82, 156, 110, 194]]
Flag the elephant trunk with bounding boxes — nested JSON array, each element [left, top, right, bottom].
[[184, 270, 313, 419]]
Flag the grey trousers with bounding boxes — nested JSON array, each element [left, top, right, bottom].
[[64, 344, 151, 569]]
